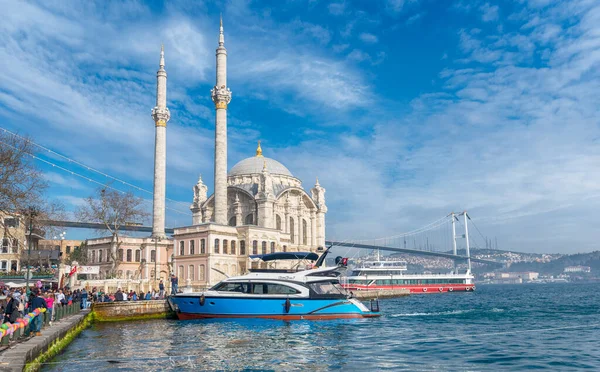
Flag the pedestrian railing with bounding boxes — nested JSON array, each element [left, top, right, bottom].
[[0, 301, 82, 347]]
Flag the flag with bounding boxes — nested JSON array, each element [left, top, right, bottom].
[[68, 266, 77, 277]]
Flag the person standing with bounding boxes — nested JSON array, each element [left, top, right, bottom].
[[158, 280, 165, 298], [81, 288, 88, 309], [115, 288, 124, 302], [171, 274, 178, 295], [44, 292, 55, 325], [28, 289, 47, 336]]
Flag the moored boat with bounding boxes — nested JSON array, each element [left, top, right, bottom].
[[169, 252, 381, 320]]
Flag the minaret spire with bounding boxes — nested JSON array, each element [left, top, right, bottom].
[[211, 17, 232, 225], [151, 45, 170, 237]]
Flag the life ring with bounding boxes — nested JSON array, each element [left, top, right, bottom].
[[464, 287, 470, 291], [449, 288, 454, 292], [423, 288, 428, 292], [439, 287, 444, 292]]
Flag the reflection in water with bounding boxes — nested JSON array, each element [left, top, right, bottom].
[[42, 284, 600, 371]]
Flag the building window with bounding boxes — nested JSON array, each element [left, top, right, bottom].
[[270, 242, 275, 254], [0, 261, 7, 271], [98, 250, 103, 263], [230, 264, 236, 275], [252, 240, 258, 255], [190, 240, 195, 255], [135, 250, 141, 262], [126, 249, 132, 262], [179, 241, 185, 256], [276, 215, 282, 231], [199, 265, 205, 281], [2, 239, 8, 253], [229, 216, 236, 226], [91, 250, 96, 263], [189, 265, 195, 280], [223, 240, 228, 254], [4, 218, 18, 228], [118, 249, 124, 261], [214, 239, 220, 254], [10, 260, 17, 271], [178, 265, 184, 278], [240, 241, 246, 255], [245, 213, 253, 225], [231, 241, 236, 255], [290, 218, 295, 243], [201, 239, 206, 254], [283, 245, 287, 252], [261, 241, 267, 255], [303, 219, 308, 245], [66, 246, 71, 254], [12, 239, 18, 253], [151, 250, 156, 263]]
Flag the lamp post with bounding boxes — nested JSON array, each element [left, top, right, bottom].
[[25, 206, 39, 295]]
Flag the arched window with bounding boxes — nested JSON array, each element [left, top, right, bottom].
[[231, 241, 236, 255], [290, 217, 295, 243], [189, 265, 195, 280], [262, 241, 267, 255], [151, 250, 156, 263], [283, 245, 287, 252], [201, 239, 206, 254], [229, 216, 236, 226], [98, 250, 103, 263], [118, 249, 124, 261], [126, 249, 132, 262], [179, 241, 185, 256], [12, 239, 18, 253], [190, 240, 195, 255], [214, 239, 220, 254], [135, 250, 141, 262], [178, 265, 184, 278], [199, 265, 205, 281], [223, 240, 228, 254], [91, 250, 96, 263], [252, 240, 258, 255], [276, 215, 282, 231], [245, 213, 254, 225], [126, 270, 131, 279], [270, 242, 275, 253], [230, 264, 236, 275], [240, 241, 246, 255], [303, 219, 308, 245]]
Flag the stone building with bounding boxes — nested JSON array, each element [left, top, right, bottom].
[[38, 239, 83, 263], [172, 20, 327, 288], [0, 212, 45, 272]]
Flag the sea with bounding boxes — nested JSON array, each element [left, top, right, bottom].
[[42, 283, 600, 371]]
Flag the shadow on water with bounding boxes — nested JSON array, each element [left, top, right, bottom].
[[42, 283, 600, 371]]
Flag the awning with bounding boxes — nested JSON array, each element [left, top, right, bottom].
[[249, 252, 319, 262]]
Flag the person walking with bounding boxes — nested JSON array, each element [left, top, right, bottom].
[[28, 289, 47, 336], [44, 292, 55, 325], [170, 274, 178, 295], [158, 280, 165, 298], [81, 288, 88, 309]]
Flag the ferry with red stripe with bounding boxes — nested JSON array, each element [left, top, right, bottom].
[[341, 259, 475, 293]]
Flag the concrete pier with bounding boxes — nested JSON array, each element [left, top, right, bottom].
[[92, 300, 174, 322]]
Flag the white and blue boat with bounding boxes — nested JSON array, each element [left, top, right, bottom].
[[169, 251, 380, 320]]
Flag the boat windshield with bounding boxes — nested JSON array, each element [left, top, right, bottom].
[[309, 281, 346, 296], [211, 281, 300, 295]]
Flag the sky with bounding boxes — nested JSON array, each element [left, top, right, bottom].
[[1, 0, 599, 254]]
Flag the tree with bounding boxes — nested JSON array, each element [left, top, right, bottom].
[[68, 241, 89, 265], [76, 187, 149, 277]]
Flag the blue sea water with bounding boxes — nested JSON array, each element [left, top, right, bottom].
[[42, 283, 600, 371]]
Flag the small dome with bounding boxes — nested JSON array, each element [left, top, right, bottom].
[[229, 156, 293, 177]]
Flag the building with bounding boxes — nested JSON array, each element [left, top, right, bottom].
[[0, 212, 45, 272], [564, 266, 591, 273], [173, 20, 327, 288], [38, 239, 83, 263]]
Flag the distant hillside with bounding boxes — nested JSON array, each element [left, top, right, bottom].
[[508, 251, 600, 275]]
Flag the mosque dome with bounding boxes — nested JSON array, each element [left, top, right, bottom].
[[228, 142, 293, 177]]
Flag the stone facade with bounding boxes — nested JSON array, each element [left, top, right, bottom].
[[0, 212, 45, 272], [38, 239, 83, 263]]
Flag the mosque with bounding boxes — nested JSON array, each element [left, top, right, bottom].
[[86, 19, 327, 288]]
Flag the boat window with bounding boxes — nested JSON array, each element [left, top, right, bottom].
[[251, 283, 300, 295], [213, 282, 250, 293], [309, 281, 346, 295]]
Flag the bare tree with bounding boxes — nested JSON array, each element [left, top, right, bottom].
[[76, 187, 149, 277]]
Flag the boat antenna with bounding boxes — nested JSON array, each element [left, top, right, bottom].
[[314, 243, 335, 268], [211, 267, 230, 278]]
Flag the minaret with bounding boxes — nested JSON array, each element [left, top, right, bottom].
[[211, 16, 232, 225], [151, 45, 170, 237]]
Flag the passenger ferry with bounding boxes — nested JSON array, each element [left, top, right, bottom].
[[169, 252, 381, 320], [341, 258, 475, 293]]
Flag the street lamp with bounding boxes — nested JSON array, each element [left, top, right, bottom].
[[25, 206, 39, 295]]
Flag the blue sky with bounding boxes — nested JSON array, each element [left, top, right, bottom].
[[1, 0, 599, 253]]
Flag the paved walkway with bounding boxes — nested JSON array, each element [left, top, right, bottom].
[[0, 310, 90, 372]]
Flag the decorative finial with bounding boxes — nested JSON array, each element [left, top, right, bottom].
[[315, 177, 320, 186], [159, 44, 165, 69], [263, 159, 268, 171], [256, 140, 263, 157], [219, 15, 224, 46]]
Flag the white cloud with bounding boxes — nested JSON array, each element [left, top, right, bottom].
[[480, 3, 500, 22], [328, 2, 346, 15], [359, 32, 379, 43]]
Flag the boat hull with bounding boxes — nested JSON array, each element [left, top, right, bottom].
[[170, 295, 379, 320], [343, 284, 476, 293]]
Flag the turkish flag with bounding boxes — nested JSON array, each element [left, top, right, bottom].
[[68, 266, 77, 277]]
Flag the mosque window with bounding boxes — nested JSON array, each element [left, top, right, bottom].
[[283, 245, 287, 252], [126, 249, 132, 262], [118, 249, 124, 261], [190, 240, 195, 255], [151, 250, 156, 263], [231, 241, 236, 255], [290, 218, 295, 243], [189, 265, 195, 280], [214, 239, 220, 254], [135, 250, 141, 262], [261, 241, 267, 255], [178, 265, 184, 278], [98, 250, 103, 263], [276, 215, 282, 231], [245, 213, 254, 225], [252, 240, 258, 255], [223, 240, 228, 254], [179, 241, 185, 256], [270, 242, 275, 254], [12, 239, 18, 253], [199, 265, 205, 281], [303, 219, 308, 245], [201, 239, 206, 254], [91, 250, 96, 263], [240, 241, 246, 255], [229, 216, 236, 226]]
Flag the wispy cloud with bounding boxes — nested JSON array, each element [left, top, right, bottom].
[[359, 32, 379, 43]]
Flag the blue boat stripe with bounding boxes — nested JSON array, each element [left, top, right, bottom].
[[307, 301, 350, 314]]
